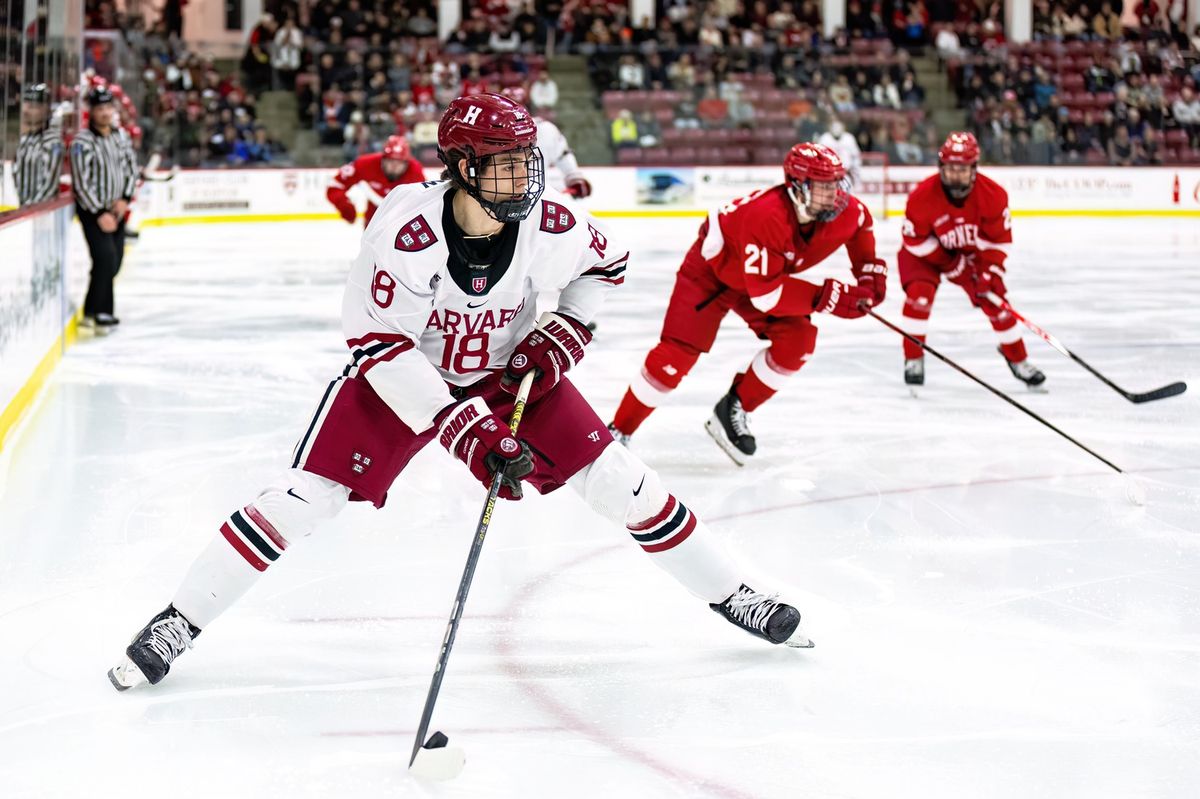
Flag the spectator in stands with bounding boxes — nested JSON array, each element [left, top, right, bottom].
[[1173, 87, 1200, 146], [1140, 126, 1162, 164], [1093, 3, 1122, 41], [935, 24, 963, 58], [1061, 126, 1087, 162], [668, 53, 697, 91], [611, 108, 639, 148], [874, 73, 902, 109], [830, 73, 857, 113], [617, 55, 645, 90], [697, 85, 730, 126], [272, 16, 302, 90], [635, 111, 662, 147], [1108, 124, 1136, 165], [900, 73, 925, 108], [489, 23, 521, 53], [408, 7, 437, 36], [530, 71, 559, 112], [242, 13, 276, 93], [1062, 6, 1089, 38]]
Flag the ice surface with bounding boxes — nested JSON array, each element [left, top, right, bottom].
[[1, 215, 1197, 798]]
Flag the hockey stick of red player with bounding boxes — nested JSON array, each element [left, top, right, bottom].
[[408, 371, 536, 781], [984, 293, 1187, 404], [867, 308, 1145, 503]]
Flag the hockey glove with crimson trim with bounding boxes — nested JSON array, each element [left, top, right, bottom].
[[501, 312, 593, 402], [437, 397, 534, 500], [852, 258, 888, 306], [813, 279, 873, 319], [565, 177, 592, 199], [334, 201, 357, 224]]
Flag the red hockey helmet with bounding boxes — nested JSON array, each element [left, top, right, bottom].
[[437, 92, 545, 222], [938, 131, 979, 201], [783, 142, 850, 222], [938, 131, 980, 164], [382, 134, 410, 162]]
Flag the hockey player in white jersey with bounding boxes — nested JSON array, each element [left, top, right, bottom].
[[108, 93, 810, 692], [536, 116, 592, 199], [502, 86, 590, 198]]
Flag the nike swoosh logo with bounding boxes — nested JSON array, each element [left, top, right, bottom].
[[632, 475, 645, 496], [287, 488, 309, 504], [467, 300, 487, 308]]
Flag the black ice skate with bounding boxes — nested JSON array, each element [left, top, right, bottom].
[[704, 391, 756, 466], [1003, 350, 1046, 389], [607, 423, 630, 447], [904, 358, 924, 386], [711, 585, 813, 648], [108, 605, 201, 691]]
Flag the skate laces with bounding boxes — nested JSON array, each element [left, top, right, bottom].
[[725, 586, 782, 632], [728, 397, 752, 438], [144, 615, 194, 664], [1014, 361, 1039, 379]]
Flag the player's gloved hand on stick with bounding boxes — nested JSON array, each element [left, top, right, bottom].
[[852, 258, 888, 306], [941, 252, 975, 287], [437, 397, 534, 500], [501, 311, 593, 402], [565, 177, 592, 199], [813, 279, 873, 319], [335, 201, 357, 224], [973, 263, 1008, 307]]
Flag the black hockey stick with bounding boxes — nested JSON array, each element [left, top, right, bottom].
[[986, 294, 1186, 404], [408, 371, 536, 780], [869, 309, 1129, 475]]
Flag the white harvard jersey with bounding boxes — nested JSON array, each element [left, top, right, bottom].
[[341, 180, 628, 433], [535, 118, 584, 192]]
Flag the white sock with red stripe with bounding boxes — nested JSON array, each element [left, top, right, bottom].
[[570, 444, 743, 604], [172, 470, 349, 629]]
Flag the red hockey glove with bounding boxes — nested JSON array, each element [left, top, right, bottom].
[[565, 177, 592, 199], [436, 397, 534, 500], [941, 252, 975, 287], [813, 279, 873, 319], [973, 263, 1007, 299], [501, 312, 593, 402], [852, 258, 888, 307], [335, 201, 356, 224]]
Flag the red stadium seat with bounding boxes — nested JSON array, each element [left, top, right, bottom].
[[616, 148, 644, 165]]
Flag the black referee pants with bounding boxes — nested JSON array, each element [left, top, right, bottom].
[[77, 206, 127, 317]]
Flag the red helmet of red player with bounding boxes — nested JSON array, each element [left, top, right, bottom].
[[783, 142, 850, 222], [437, 92, 545, 222], [937, 131, 980, 202], [381, 134, 412, 181]]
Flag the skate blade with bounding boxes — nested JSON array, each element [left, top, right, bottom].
[[907, 386, 921, 399], [785, 633, 815, 649], [107, 657, 147, 692], [1024, 384, 1049, 394], [704, 417, 746, 467]]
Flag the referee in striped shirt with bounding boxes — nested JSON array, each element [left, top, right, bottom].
[[15, 84, 63, 206], [71, 85, 139, 332]]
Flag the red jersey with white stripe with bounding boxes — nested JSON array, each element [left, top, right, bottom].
[[327, 152, 427, 225], [691, 185, 877, 314], [341, 180, 628, 434], [900, 172, 1012, 268]]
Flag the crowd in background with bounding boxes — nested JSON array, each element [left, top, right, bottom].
[[945, 2, 1200, 164], [83, 7, 289, 167], [69, 0, 1200, 169]]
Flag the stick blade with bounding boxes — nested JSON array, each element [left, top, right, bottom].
[[1128, 381, 1187, 404], [409, 731, 465, 781]]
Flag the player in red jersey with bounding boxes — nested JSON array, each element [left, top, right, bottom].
[[898, 131, 1044, 389], [326, 134, 426, 225], [609, 143, 887, 465]]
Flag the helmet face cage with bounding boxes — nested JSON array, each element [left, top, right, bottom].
[[790, 175, 851, 222], [443, 144, 546, 223]]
